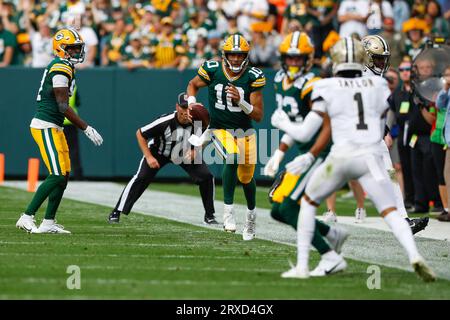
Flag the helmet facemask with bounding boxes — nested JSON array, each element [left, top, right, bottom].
[[63, 43, 85, 64], [282, 53, 309, 81], [368, 52, 390, 76], [223, 51, 248, 74]]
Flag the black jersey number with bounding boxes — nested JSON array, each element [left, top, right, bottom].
[[354, 92, 368, 130]]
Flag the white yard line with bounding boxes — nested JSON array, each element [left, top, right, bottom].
[[3, 181, 450, 280]]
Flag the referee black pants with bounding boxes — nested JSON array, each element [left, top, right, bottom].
[[113, 153, 215, 216]]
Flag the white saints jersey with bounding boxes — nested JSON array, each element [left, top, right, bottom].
[[363, 67, 377, 77], [311, 76, 391, 151]]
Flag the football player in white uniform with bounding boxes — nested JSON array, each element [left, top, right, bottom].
[[273, 37, 435, 281], [362, 35, 429, 234]]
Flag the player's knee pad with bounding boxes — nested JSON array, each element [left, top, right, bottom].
[[237, 164, 255, 184]]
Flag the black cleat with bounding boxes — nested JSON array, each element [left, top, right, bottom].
[[406, 217, 429, 235], [108, 211, 121, 224], [204, 215, 219, 225]]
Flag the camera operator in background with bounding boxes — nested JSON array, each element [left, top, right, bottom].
[[436, 65, 450, 221]]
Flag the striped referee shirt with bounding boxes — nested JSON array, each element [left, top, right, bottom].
[[140, 112, 194, 160]]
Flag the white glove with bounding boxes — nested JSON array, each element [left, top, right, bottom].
[[271, 109, 290, 129], [285, 152, 315, 176], [83, 125, 103, 146], [188, 128, 211, 147], [263, 149, 285, 177]]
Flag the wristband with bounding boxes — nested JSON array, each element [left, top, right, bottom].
[[238, 99, 254, 115], [187, 96, 197, 105]]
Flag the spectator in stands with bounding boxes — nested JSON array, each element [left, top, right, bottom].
[[389, 61, 416, 210], [136, 5, 156, 42], [188, 35, 212, 69], [77, 14, 99, 68], [281, 0, 315, 35], [308, 0, 339, 60], [151, 0, 180, 20], [337, 0, 370, 38], [425, 0, 449, 38], [150, 16, 188, 71], [436, 65, 450, 221], [402, 17, 429, 60], [235, 0, 269, 39], [101, 18, 128, 66], [380, 17, 406, 68], [23, 12, 53, 68], [393, 0, 411, 33], [0, 0, 18, 34], [367, 0, 394, 35], [207, 29, 222, 60], [122, 32, 152, 70], [182, 7, 210, 49], [248, 22, 278, 68], [0, 16, 16, 67]]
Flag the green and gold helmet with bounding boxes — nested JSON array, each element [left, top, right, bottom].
[[221, 34, 250, 73], [278, 31, 314, 80], [362, 35, 391, 76], [330, 37, 366, 76]]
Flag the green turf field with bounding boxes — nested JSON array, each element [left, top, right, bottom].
[[1, 185, 448, 299]]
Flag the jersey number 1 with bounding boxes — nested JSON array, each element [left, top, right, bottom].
[[354, 92, 368, 130]]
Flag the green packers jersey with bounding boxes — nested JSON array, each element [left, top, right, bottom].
[[197, 60, 266, 130], [273, 69, 329, 155], [35, 57, 75, 127]]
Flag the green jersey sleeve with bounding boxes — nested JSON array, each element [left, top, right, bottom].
[[248, 66, 266, 92], [197, 60, 219, 84]]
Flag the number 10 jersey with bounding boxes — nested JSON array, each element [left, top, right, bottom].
[[197, 60, 266, 130]]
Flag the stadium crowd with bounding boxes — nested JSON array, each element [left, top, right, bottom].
[[2, 0, 450, 221]]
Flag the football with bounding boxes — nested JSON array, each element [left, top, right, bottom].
[[190, 103, 210, 128]]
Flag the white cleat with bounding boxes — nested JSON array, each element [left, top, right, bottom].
[[242, 209, 256, 241], [327, 225, 349, 254], [411, 256, 436, 282], [354, 208, 366, 223], [323, 210, 337, 223], [223, 205, 236, 233], [32, 219, 71, 234], [16, 213, 38, 233], [281, 263, 309, 279], [310, 252, 347, 277]]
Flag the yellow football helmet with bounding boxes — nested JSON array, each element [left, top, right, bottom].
[[53, 28, 85, 64], [330, 37, 366, 76], [222, 34, 250, 73], [362, 35, 391, 75], [402, 17, 428, 34], [279, 31, 314, 80]]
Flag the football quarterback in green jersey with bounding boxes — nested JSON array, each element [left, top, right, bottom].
[[187, 34, 265, 241], [16, 28, 103, 234]]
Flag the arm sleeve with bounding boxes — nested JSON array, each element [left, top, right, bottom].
[[52, 74, 70, 88], [278, 111, 324, 143], [249, 68, 266, 92]]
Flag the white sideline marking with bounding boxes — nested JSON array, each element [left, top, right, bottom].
[[3, 181, 450, 280]]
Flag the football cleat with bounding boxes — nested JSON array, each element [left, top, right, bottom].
[[204, 214, 219, 225], [411, 256, 436, 282], [310, 252, 347, 277], [223, 205, 236, 233], [406, 217, 429, 235], [108, 211, 121, 224], [327, 225, 349, 254], [33, 220, 71, 234], [354, 208, 366, 223], [242, 209, 256, 241], [281, 261, 309, 279], [16, 213, 38, 233], [323, 210, 337, 223]]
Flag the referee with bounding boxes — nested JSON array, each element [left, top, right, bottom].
[[108, 92, 217, 224]]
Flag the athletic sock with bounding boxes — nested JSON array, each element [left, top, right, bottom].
[[242, 178, 256, 210], [222, 162, 238, 205], [45, 182, 66, 220], [25, 175, 65, 216], [392, 181, 408, 218], [384, 210, 420, 262], [297, 197, 317, 270]]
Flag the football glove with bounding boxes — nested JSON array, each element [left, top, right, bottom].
[[271, 109, 290, 129], [188, 128, 211, 147], [83, 125, 103, 146], [263, 149, 285, 177], [285, 152, 315, 176]]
